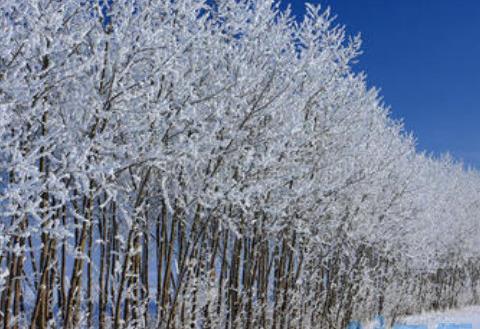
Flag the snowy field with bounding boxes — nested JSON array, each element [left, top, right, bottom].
[[385, 306, 480, 329]]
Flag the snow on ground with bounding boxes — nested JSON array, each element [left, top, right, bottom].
[[393, 306, 480, 329]]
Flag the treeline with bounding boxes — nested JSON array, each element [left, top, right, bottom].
[[1, 1, 480, 329]]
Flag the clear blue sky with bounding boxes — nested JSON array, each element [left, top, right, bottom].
[[281, 0, 480, 168]]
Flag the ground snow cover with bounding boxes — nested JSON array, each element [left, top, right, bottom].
[[364, 306, 480, 329]]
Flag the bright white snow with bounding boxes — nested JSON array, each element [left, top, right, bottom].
[[390, 306, 480, 329]]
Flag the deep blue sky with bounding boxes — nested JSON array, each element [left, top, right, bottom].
[[282, 0, 480, 168]]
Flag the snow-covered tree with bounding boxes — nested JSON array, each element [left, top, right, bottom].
[[1, 1, 479, 328]]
